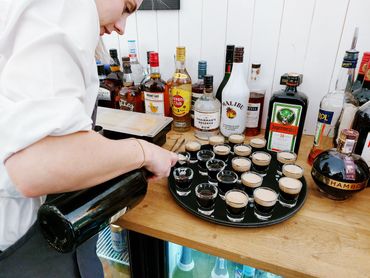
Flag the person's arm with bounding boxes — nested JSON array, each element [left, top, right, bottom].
[[5, 130, 177, 198]]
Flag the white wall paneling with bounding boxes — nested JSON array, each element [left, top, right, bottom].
[[102, 0, 370, 135]]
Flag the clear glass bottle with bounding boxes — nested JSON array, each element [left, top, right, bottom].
[[264, 73, 308, 153], [142, 52, 169, 116], [127, 39, 145, 85], [194, 75, 221, 140], [172, 247, 197, 278], [216, 45, 235, 103], [308, 52, 356, 164], [245, 63, 266, 136], [312, 129, 369, 200], [220, 47, 250, 137], [211, 257, 229, 278], [191, 61, 207, 125], [171, 47, 192, 132], [333, 50, 359, 145]]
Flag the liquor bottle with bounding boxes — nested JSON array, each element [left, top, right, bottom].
[[311, 129, 370, 200], [245, 63, 266, 136], [37, 169, 148, 253], [352, 101, 370, 168], [216, 45, 235, 102], [109, 48, 121, 72], [119, 57, 143, 112], [171, 47, 192, 132], [194, 75, 221, 140], [128, 39, 145, 85], [97, 64, 114, 108], [333, 50, 359, 145], [191, 61, 207, 125], [353, 55, 370, 106], [307, 52, 356, 164], [211, 257, 229, 278], [141, 51, 154, 85], [172, 247, 197, 278], [352, 52, 370, 93], [142, 52, 170, 116], [264, 73, 308, 153], [220, 47, 250, 137]]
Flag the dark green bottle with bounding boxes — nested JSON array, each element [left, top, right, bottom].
[[216, 45, 235, 102]]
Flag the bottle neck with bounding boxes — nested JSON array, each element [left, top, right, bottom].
[[229, 62, 244, 79], [150, 66, 161, 78], [204, 87, 213, 97], [177, 247, 194, 271], [336, 62, 356, 93], [285, 84, 298, 93], [213, 258, 228, 275], [337, 137, 356, 154], [123, 73, 134, 87], [176, 60, 186, 70], [250, 68, 260, 81]]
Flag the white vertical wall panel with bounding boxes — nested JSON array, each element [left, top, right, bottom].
[[136, 10, 158, 65], [226, 0, 255, 81], [272, 0, 316, 93], [329, 0, 370, 92], [178, 0, 203, 81], [102, 33, 120, 59], [157, 10, 179, 80], [300, 0, 349, 134], [201, 0, 228, 89], [249, 0, 285, 130], [118, 13, 138, 58]]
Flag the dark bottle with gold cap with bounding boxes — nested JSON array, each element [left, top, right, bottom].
[[311, 129, 369, 200], [264, 73, 308, 153]]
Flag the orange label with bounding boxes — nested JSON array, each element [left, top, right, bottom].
[[270, 123, 299, 135]]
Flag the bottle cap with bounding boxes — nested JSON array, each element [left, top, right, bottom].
[[338, 129, 359, 154], [251, 63, 261, 68], [109, 49, 118, 58], [176, 47, 186, 62], [234, 47, 244, 63], [286, 73, 300, 86], [204, 75, 213, 88], [226, 45, 235, 63], [122, 57, 132, 74], [149, 52, 159, 67], [340, 129, 359, 141], [146, 51, 153, 64], [97, 64, 105, 76]]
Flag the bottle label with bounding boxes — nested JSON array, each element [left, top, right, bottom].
[[246, 103, 261, 128], [173, 73, 188, 79], [361, 132, 370, 167], [221, 99, 247, 134], [267, 102, 302, 152], [194, 111, 220, 130], [313, 109, 335, 145], [98, 87, 111, 101], [110, 228, 127, 252], [312, 168, 366, 191], [144, 91, 165, 116], [342, 58, 357, 69], [191, 92, 203, 118], [119, 99, 135, 111], [171, 88, 191, 117]]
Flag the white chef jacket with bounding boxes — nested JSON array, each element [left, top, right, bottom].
[[0, 0, 100, 251]]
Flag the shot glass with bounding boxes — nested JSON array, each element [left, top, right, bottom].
[[278, 177, 303, 208], [185, 140, 201, 164], [209, 135, 225, 146], [241, 171, 263, 202], [233, 144, 252, 157], [173, 167, 194, 196], [249, 138, 266, 153], [276, 151, 297, 175], [253, 187, 278, 220], [197, 150, 215, 176], [206, 159, 226, 186], [175, 151, 190, 168], [231, 157, 251, 183], [195, 183, 218, 215], [282, 163, 304, 179], [225, 189, 249, 222], [251, 151, 271, 176], [228, 134, 245, 151], [216, 170, 238, 200], [213, 144, 231, 163]]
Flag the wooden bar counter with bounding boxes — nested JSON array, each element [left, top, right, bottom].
[[116, 130, 370, 278]]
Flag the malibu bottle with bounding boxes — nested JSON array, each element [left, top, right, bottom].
[[265, 73, 308, 153]]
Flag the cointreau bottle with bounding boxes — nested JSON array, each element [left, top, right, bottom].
[[265, 73, 308, 153], [312, 129, 369, 200]]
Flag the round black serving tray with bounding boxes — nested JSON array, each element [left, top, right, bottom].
[[168, 151, 307, 227]]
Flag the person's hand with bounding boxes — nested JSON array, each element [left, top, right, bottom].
[[139, 139, 178, 180]]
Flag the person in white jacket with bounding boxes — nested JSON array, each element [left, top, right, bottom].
[[0, 0, 177, 276]]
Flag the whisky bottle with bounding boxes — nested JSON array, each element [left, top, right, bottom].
[[171, 47, 192, 132], [142, 52, 169, 116], [333, 50, 359, 145], [308, 52, 356, 164], [220, 47, 250, 137], [191, 61, 207, 125], [194, 75, 221, 140], [245, 63, 266, 136], [311, 129, 369, 200], [38, 169, 148, 252], [172, 247, 198, 278], [109, 48, 121, 72], [352, 101, 370, 169], [128, 40, 145, 85], [216, 45, 235, 102], [97, 64, 114, 108], [264, 73, 308, 153], [119, 57, 143, 112]]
